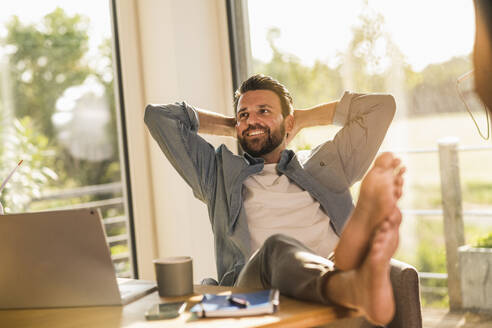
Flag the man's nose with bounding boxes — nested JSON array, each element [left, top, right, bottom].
[[245, 112, 260, 125]]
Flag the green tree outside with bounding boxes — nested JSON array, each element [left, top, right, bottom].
[[1, 7, 120, 193]]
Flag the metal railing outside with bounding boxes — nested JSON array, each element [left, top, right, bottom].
[[387, 143, 492, 308]]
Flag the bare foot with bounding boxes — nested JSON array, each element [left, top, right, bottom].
[[354, 220, 399, 325], [357, 152, 406, 230], [334, 153, 404, 270], [326, 220, 400, 325]]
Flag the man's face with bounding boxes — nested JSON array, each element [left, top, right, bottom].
[[235, 89, 288, 158]]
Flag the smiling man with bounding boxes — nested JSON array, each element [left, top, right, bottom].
[[145, 74, 404, 325], [235, 88, 293, 163]]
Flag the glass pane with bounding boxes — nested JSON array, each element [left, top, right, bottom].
[[247, 0, 491, 307], [0, 1, 133, 277]]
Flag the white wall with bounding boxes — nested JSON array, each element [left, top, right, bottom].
[[115, 0, 236, 282]]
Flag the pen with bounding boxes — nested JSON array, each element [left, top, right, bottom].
[[227, 295, 249, 308], [0, 160, 23, 193]]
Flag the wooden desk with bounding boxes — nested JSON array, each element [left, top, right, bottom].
[[0, 285, 360, 328]]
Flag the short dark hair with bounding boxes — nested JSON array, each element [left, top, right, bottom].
[[233, 74, 293, 118]]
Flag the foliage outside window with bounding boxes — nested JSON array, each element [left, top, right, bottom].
[[0, 4, 131, 277]]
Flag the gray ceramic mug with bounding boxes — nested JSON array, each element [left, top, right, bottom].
[[153, 256, 193, 297]]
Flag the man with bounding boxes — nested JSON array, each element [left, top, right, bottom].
[[145, 74, 403, 325], [473, 0, 492, 110]]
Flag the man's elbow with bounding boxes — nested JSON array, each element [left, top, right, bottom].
[[144, 103, 177, 128], [381, 94, 396, 119], [144, 102, 197, 132], [144, 104, 160, 126]]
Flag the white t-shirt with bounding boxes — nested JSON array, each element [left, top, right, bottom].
[[243, 163, 339, 258]]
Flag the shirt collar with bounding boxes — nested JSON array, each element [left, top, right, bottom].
[[242, 149, 295, 168], [243, 152, 264, 165]]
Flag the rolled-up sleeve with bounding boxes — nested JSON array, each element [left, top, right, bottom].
[[305, 91, 396, 189], [144, 102, 217, 204], [333, 91, 396, 185]]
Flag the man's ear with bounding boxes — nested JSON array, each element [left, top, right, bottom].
[[284, 114, 295, 135]]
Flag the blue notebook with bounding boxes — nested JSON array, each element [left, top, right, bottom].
[[190, 289, 279, 317]]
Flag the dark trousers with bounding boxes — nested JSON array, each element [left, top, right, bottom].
[[235, 234, 337, 304]]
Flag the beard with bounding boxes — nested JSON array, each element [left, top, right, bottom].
[[238, 122, 286, 158]]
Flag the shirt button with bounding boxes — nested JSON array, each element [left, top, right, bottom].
[[320, 161, 325, 167]]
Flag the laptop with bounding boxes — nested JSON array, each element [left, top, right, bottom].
[[0, 208, 156, 309]]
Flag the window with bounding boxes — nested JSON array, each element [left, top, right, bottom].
[[243, 0, 491, 307], [0, 1, 134, 277]]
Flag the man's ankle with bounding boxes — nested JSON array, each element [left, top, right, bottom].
[[325, 270, 360, 310]]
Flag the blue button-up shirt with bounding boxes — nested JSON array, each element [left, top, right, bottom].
[[144, 91, 395, 285]]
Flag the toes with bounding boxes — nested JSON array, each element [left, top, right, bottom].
[[394, 180, 403, 199], [374, 152, 395, 169], [373, 221, 392, 244], [394, 172, 404, 186], [397, 166, 407, 176], [388, 208, 402, 226], [380, 220, 391, 231], [393, 166, 405, 199], [394, 189, 402, 199], [391, 157, 401, 169]]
